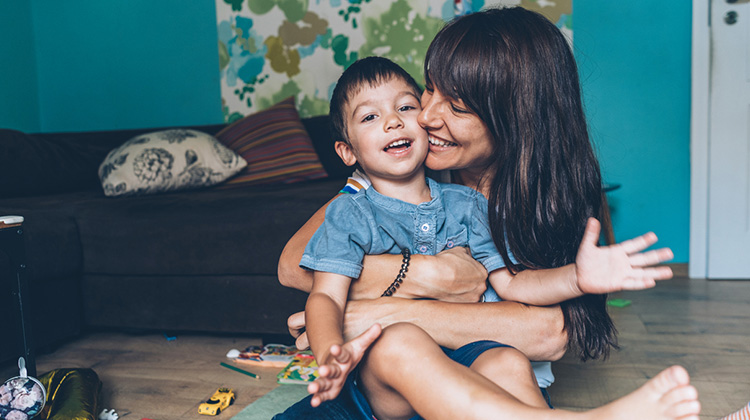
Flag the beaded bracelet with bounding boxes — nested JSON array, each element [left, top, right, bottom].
[[381, 248, 411, 297]]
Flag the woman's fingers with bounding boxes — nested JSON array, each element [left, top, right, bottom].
[[295, 332, 310, 351], [287, 311, 305, 338]]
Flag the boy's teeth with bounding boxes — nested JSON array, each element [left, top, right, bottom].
[[386, 139, 409, 148], [428, 136, 453, 147]]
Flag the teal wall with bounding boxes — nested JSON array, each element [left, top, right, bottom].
[[0, 1, 691, 261], [28, 0, 223, 132], [575, 0, 691, 262], [0, 1, 40, 132]]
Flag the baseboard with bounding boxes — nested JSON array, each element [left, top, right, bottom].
[[667, 263, 688, 278]]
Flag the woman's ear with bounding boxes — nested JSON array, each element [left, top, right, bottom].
[[335, 141, 358, 167]]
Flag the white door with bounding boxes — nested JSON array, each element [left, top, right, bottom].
[[707, 0, 750, 279]]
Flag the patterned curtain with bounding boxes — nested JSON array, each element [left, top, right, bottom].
[[216, 0, 572, 122]]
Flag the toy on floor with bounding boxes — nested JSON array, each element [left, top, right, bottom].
[[0, 357, 46, 419], [198, 388, 235, 416], [99, 408, 119, 420]]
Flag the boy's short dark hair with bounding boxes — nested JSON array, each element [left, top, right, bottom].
[[330, 56, 422, 144]]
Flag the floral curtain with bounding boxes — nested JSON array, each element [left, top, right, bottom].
[[216, 0, 572, 122]]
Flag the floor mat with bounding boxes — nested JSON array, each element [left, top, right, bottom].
[[230, 385, 309, 420]]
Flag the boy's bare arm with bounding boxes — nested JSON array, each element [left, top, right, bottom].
[[306, 272, 351, 363], [487, 265, 580, 307], [487, 219, 675, 306]]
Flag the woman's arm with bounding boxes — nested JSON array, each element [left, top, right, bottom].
[[288, 296, 567, 361], [278, 195, 488, 301], [342, 298, 566, 361]]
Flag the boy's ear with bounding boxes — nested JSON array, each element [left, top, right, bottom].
[[335, 141, 358, 167]]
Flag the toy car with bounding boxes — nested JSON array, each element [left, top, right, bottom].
[[198, 387, 235, 416]]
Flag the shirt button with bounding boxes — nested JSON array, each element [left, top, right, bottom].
[[421, 223, 430, 231], [447, 241, 454, 248], [419, 245, 428, 253]]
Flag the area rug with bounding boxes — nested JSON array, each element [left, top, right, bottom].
[[231, 385, 308, 420]]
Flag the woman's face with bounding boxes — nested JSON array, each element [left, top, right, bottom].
[[418, 87, 494, 173]]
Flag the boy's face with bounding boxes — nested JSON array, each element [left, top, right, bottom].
[[337, 78, 428, 183]]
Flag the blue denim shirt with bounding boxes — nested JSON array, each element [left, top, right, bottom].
[[301, 177, 505, 278], [303, 175, 554, 389]]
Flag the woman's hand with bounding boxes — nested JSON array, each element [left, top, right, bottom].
[[288, 299, 394, 349], [355, 247, 488, 301], [575, 218, 674, 295], [413, 247, 489, 301]]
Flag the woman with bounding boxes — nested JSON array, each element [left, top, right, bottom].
[[276, 7, 698, 420]]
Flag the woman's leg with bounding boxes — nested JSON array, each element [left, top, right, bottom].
[[469, 346, 549, 409], [358, 323, 701, 420]]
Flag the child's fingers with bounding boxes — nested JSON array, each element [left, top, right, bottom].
[[628, 248, 674, 267], [580, 218, 601, 248], [621, 278, 657, 290], [620, 267, 673, 289], [308, 377, 345, 406], [332, 346, 352, 365], [309, 375, 335, 396], [618, 232, 658, 254], [627, 266, 673, 281], [348, 324, 382, 357], [318, 363, 341, 380]]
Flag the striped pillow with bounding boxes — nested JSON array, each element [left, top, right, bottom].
[[216, 97, 328, 187]]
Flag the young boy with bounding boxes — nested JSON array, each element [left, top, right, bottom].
[[299, 57, 685, 420]]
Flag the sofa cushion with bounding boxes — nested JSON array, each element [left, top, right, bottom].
[[216, 97, 328, 187], [98, 129, 247, 197]]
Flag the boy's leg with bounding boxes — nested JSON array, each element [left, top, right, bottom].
[[358, 322, 550, 420], [357, 323, 701, 420], [469, 346, 549, 409]]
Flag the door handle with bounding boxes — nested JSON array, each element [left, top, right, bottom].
[[725, 10, 738, 24]]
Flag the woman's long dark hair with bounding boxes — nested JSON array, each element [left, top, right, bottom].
[[425, 7, 617, 361]]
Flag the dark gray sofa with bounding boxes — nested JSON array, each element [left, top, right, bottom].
[[0, 116, 347, 364]]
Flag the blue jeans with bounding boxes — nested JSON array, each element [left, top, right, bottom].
[[272, 340, 550, 420]]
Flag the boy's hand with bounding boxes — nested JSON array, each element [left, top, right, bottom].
[[575, 218, 674, 295], [308, 324, 382, 407]]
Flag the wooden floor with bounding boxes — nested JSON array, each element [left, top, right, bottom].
[[2, 269, 748, 420]]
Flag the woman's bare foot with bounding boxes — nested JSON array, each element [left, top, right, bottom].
[[583, 365, 700, 420]]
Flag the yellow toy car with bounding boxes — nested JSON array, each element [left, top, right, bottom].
[[198, 387, 235, 415]]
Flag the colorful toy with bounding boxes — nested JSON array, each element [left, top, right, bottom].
[[198, 388, 235, 416]]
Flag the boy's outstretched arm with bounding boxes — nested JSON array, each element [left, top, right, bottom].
[[488, 218, 675, 306]]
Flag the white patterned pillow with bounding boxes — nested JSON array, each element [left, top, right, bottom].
[[98, 129, 247, 197]]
